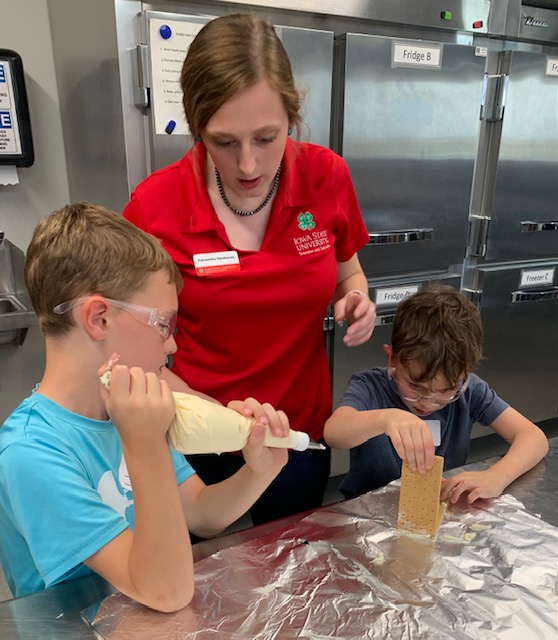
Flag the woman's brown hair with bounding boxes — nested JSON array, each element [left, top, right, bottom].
[[180, 14, 303, 138]]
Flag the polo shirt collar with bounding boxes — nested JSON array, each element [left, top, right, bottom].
[[178, 139, 320, 234]]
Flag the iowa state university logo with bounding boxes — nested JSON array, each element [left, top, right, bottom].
[[293, 212, 331, 256]]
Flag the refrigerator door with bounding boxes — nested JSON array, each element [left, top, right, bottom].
[[485, 50, 558, 263], [144, 11, 333, 172], [337, 33, 486, 278], [475, 260, 558, 423]]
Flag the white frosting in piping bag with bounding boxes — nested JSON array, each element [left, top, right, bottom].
[[169, 392, 310, 453], [100, 370, 311, 452]]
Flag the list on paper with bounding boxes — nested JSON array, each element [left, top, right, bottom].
[[149, 18, 206, 135]]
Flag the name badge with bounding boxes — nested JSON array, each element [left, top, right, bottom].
[[193, 251, 240, 276], [425, 420, 441, 446]]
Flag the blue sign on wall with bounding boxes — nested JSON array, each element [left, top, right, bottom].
[[0, 111, 12, 128]]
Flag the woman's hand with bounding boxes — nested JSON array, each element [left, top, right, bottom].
[[334, 291, 376, 347]]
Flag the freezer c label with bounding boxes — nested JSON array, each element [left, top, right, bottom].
[[519, 267, 555, 288], [545, 58, 558, 77]]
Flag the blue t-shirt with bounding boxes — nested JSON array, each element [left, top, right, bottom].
[[338, 368, 509, 499], [0, 391, 195, 597]]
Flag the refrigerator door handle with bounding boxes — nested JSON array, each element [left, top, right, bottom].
[[367, 229, 433, 245], [511, 288, 558, 303], [520, 221, 558, 233], [374, 313, 395, 327]]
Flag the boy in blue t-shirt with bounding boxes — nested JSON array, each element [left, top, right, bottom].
[[324, 285, 549, 502], [0, 203, 290, 609]]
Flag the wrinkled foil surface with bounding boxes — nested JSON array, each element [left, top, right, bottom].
[[82, 477, 558, 639]]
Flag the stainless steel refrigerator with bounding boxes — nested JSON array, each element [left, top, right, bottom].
[[46, 0, 558, 476]]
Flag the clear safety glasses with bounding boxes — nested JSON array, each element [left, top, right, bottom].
[[53, 296, 177, 342], [388, 367, 470, 408]]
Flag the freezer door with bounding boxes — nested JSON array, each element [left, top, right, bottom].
[[486, 50, 558, 263], [476, 262, 558, 423], [144, 12, 333, 172], [338, 34, 486, 278]]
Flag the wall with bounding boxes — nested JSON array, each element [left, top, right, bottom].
[[0, 0, 69, 422]]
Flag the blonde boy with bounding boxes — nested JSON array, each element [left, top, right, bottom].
[[0, 203, 289, 609]]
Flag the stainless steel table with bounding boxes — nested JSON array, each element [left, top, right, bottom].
[[1, 437, 556, 640]]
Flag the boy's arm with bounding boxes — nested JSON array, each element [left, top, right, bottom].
[[179, 422, 288, 538], [441, 406, 549, 503], [85, 364, 194, 613], [324, 405, 434, 473]]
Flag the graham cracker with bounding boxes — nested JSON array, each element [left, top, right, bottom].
[[397, 455, 447, 539]]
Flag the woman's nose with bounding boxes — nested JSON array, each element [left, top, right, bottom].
[[238, 143, 256, 176]]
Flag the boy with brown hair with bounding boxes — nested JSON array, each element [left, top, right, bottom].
[[324, 284, 548, 502], [0, 202, 289, 609]]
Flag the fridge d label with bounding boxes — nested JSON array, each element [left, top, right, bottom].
[[392, 41, 443, 69], [375, 285, 420, 307]]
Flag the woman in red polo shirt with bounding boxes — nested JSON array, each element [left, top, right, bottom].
[[123, 13, 376, 526]]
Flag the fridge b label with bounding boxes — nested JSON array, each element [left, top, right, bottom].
[[392, 41, 443, 69]]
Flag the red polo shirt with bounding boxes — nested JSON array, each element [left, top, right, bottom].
[[123, 139, 369, 440]]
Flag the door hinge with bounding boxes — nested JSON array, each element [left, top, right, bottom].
[[468, 214, 491, 258], [134, 44, 150, 108], [480, 73, 509, 122], [323, 315, 335, 332], [462, 288, 482, 308]]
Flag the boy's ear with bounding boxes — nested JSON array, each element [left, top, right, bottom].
[[81, 298, 111, 341], [382, 343, 392, 360]]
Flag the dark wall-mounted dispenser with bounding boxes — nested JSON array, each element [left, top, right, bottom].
[[0, 49, 34, 168]]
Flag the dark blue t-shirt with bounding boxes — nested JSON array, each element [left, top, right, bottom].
[[338, 368, 509, 499]]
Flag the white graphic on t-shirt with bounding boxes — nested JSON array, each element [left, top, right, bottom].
[[97, 469, 133, 518], [118, 456, 133, 492]]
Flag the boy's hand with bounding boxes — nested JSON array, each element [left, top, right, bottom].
[[241, 421, 289, 475], [227, 397, 290, 439], [98, 356, 176, 447], [227, 398, 290, 474], [441, 469, 507, 504], [383, 409, 435, 474]]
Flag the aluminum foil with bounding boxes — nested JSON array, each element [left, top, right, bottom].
[[82, 476, 558, 639]]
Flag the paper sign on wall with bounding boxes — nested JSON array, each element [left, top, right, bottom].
[[149, 18, 206, 136]]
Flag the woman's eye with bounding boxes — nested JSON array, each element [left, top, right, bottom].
[[257, 136, 276, 144], [215, 140, 235, 148]]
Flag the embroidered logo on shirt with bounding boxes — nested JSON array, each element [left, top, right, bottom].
[[297, 211, 316, 230], [293, 211, 332, 257]]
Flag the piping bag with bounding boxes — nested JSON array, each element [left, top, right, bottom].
[[100, 371, 325, 454]]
